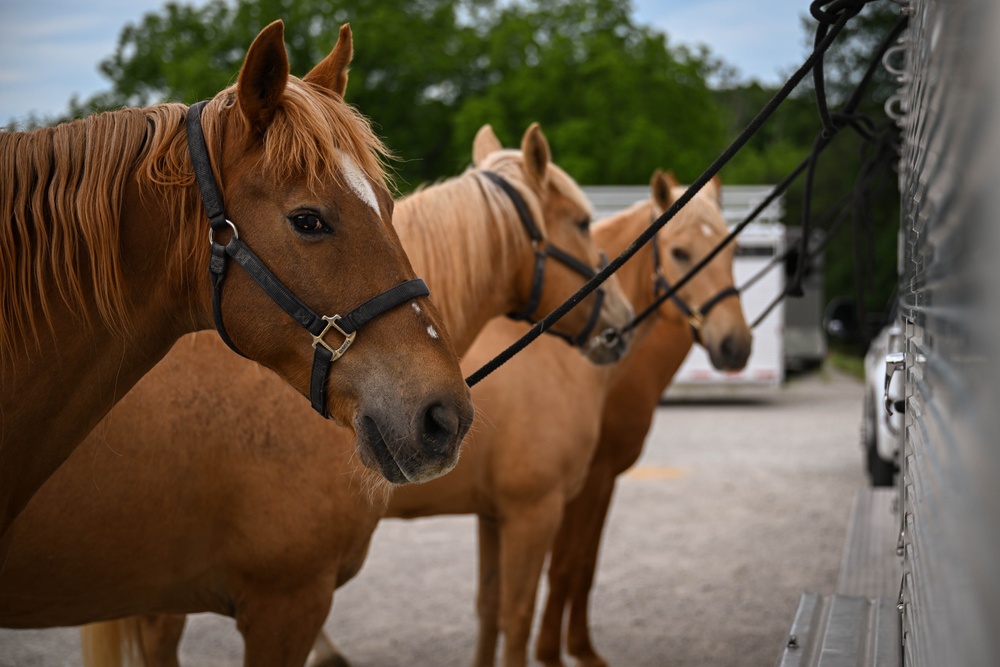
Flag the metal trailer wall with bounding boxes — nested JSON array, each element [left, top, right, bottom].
[[896, 0, 1000, 665]]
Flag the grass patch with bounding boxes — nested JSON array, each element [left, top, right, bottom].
[[827, 350, 865, 380]]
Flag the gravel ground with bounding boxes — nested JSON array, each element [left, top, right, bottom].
[[0, 367, 866, 667]]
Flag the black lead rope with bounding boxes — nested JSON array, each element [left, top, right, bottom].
[[185, 100, 430, 418]]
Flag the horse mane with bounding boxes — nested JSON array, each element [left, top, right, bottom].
[[393, 169, 521, 339], [0, 77, 389, 358], [393, 148, 587, 340]]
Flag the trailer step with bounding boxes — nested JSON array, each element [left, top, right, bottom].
[[838, 487, 900, 598], [776, 487, 902, 666], [775, 593, 899, 667]]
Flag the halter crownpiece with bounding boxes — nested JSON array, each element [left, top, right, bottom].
[[185, 100, 430, 418], [479, 170, 608, 348]]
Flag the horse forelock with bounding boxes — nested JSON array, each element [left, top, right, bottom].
[[203, 79, 391, 198], [668, 185, 727, 239]]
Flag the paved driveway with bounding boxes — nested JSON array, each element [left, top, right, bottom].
[[0, 368, 865, 667]]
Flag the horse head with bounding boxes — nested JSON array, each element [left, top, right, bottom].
[[650, 170, 752, 370], [193, 22, 473, 483], [471, 124, 633, 364]]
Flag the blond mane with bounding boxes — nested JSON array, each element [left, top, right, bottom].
[[393, 169, 522, 339], [0, 77, 389, 358]]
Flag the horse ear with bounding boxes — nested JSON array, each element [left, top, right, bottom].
[[238, 20, 290, 134], [520, 123, 550, 186], [304, 24, 352, 97], [651, 169, 676, 212], [706, 174, 724, 207], [472, 124, 503, 166]]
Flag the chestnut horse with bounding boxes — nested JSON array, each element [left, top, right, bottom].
[[372, 171, 752, 667], [0, 123, 633, 667], [0, 21, 472, 547]]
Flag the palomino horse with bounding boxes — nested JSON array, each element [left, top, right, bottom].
[[535, 175, 754, 667], [372, 171, 752, 667], [0, 21, 473, 545], [0, 123, 633, 666]]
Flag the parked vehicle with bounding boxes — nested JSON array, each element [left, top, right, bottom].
[[861, 320, 903, 486]]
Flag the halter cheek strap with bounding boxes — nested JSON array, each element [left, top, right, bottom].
[[479, 170, 606, 348], [186, 101, 429, 418], [649, 228, 739, 342]]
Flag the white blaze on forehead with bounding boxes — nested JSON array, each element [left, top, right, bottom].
[[337, 151, 381, 215], [701, 223, 715, 238]]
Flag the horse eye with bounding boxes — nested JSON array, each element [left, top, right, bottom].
[[577, 216, 591, 231], [289, 212, 328, 234], [671, 247, 691, 263]]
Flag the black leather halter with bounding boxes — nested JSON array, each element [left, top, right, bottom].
[[649, 228, 740, 343], [479, 170, 606, 348], [186, 101, 430, 419]]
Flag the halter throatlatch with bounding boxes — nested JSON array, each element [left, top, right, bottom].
[[648, 228, 739, 342], [186, 101, 430, 419], [479, 170, 608, 348]]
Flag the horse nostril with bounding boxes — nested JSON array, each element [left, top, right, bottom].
[[721, 335, 743, 367], [421, 403, 460, 455], [719, 334, 750, 369], [721, 335, 735, 360]]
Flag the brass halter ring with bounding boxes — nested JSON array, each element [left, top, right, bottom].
[[312, 315, 357, 362]]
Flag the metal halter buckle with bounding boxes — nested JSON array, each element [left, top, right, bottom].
[[688, 308, 705, 333], [208, 219, 239, 245], [312, 315, 356, 362]]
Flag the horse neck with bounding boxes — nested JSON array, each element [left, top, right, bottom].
[[393, 175, 524, 355]]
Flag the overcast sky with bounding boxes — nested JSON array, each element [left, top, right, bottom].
[[0, 0, 810, 125]]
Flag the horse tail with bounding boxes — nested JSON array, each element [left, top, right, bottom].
[[80, 618, 145, 667]]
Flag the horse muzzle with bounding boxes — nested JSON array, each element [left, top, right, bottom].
[[354, 395, 474, 484], [706, 331, 752, 371], [581, 326, 633, 365]]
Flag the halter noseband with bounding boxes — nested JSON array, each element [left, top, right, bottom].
[[186, 101, 430, 419], [649, 227, 740, 343], [479, 170, 607, 348]]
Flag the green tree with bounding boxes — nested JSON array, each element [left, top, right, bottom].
[[450, 0, 728, 184], [712, 2, 904, 320]]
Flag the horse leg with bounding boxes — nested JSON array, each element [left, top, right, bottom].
[[307, 629, 351, 667], [537, 469, 617, 667], [473, 514, 502, 667], [497, 493, 564, 667], [536, 501, 584, 667], [137, 613, 187, 667], [236, 584, 334, 667], [563, 476, 617, 667]]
